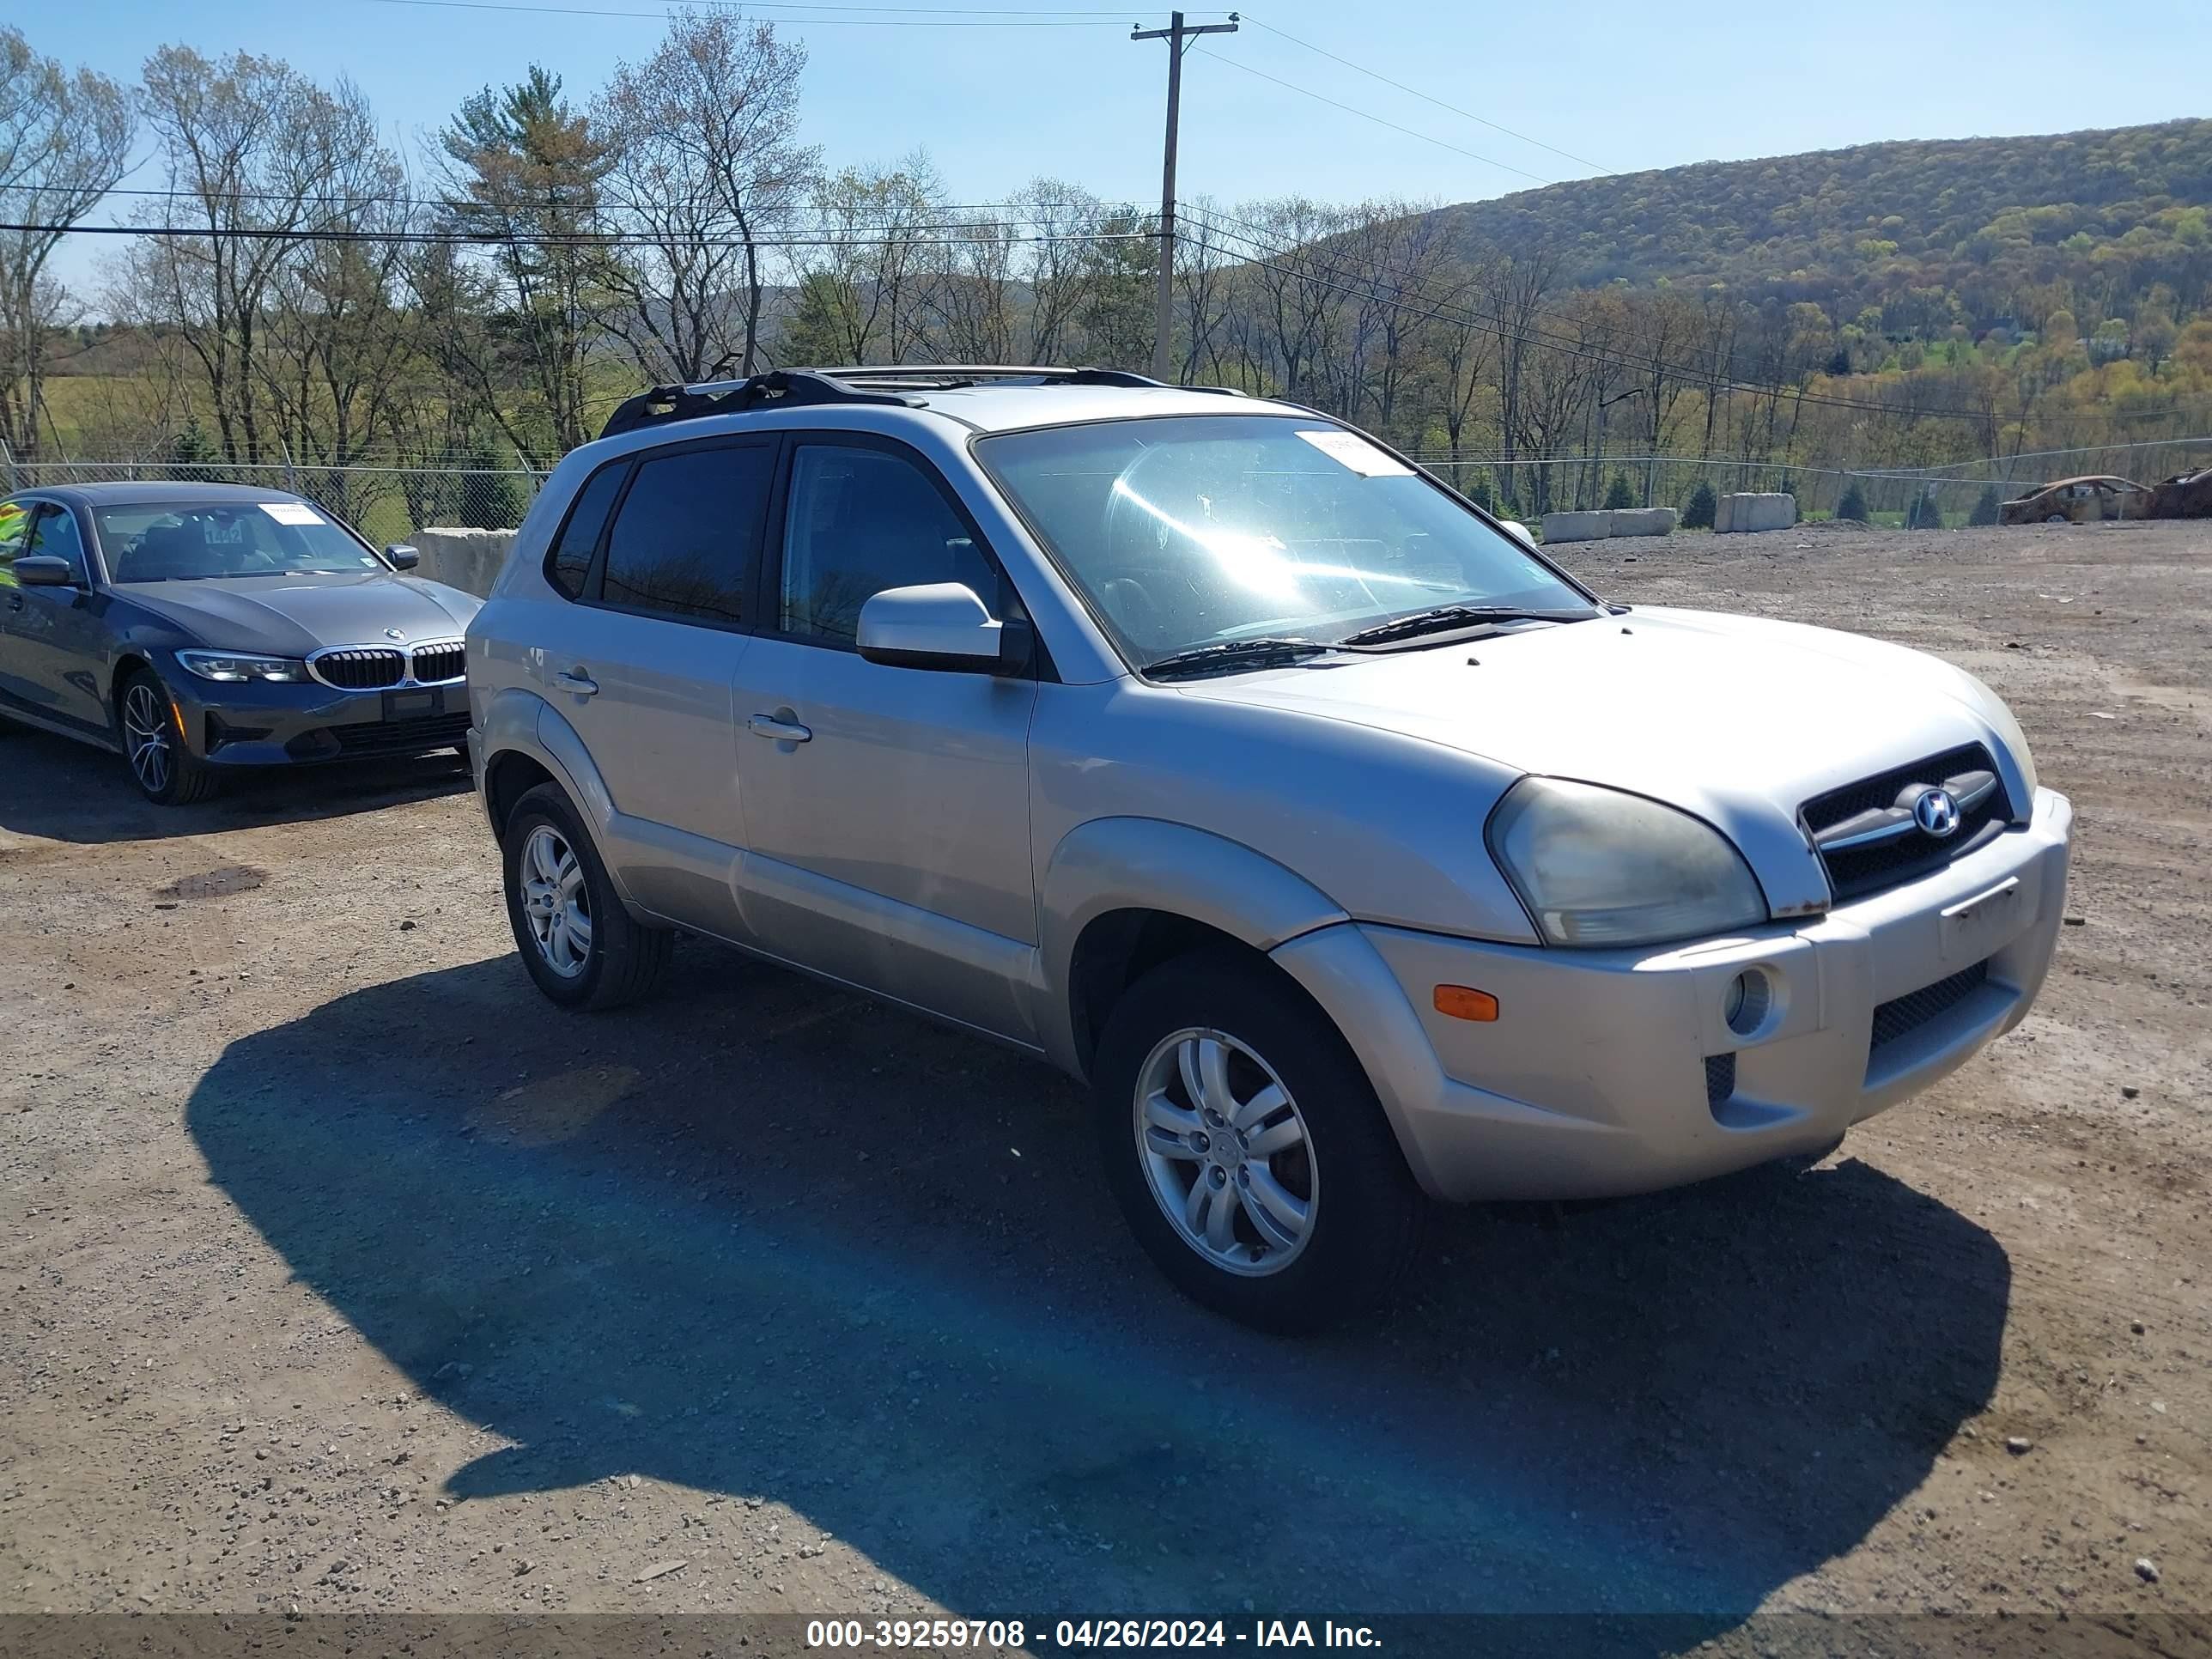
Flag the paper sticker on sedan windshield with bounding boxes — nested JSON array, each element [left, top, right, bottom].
[[1293, 428, 1413, 477], [259, 501, 325, 526]]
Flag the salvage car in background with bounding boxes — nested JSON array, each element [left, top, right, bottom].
[[1997, 475, 2151, 526], [0, 483, 480, 804], [465, 364, 2074, 1332], [2148, 466, 2212, 520]]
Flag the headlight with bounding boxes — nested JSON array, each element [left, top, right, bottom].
[[1487, 778, 1770, 948], [1958, 671, 2038, 797], [176, 650, 307, 684]]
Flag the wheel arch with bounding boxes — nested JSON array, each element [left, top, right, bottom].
[[1039, 817, 1349, 1077]]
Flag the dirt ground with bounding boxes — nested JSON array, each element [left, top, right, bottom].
[[1, 518, 2206, 1656]]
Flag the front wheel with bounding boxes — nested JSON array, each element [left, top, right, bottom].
[[118, 669, 219, 805], [1092, 951, 1423, 1333], [501, 782, 671, 1009]]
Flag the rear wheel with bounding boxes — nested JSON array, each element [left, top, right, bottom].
[[118, 669, 219, 805], [2045, 513, 2069, 525], [1092, 951, 1423, 1333], [501, 782, 671, 1009]]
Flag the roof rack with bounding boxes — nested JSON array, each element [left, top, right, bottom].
[[596, 363, 1244, 440]]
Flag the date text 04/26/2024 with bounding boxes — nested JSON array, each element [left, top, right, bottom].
[[805, 1620, 1382, 1650]]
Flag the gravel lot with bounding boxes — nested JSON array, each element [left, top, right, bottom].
[[2, 519, 2205, 1654]]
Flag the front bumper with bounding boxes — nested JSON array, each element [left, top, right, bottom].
[[163, 665, 471, 768], [1273, 787, 2074, 1202]]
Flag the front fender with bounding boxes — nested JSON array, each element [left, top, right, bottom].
[[1035, 816, 1348, 1073]]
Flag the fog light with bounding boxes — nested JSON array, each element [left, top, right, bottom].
[[1724, 969, 1771, 1036]]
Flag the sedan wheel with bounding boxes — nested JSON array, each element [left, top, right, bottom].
[[519, 823, 592, 978], [1134, 1027, 1316, 1277], [123, 681, 173, 796]]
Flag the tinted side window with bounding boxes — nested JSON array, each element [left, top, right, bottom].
[[546, 461, 628, 600], [779, 444, 994, 645], [28, 507, 88, 581], [599, 444, 772, 626]]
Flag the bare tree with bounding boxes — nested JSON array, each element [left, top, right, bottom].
[[598, 9, 816, 382], [0, 27, 132, 461], [781, 154, 944, 365], [1013, 179, 1101, 364]]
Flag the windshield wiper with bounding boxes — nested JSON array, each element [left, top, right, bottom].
[[1143, 637, 1335, 679], [1338, 604, 1595, 647]]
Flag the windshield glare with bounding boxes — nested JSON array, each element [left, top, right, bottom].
[[975, 415, 1591, 665], [94, 501, 383, 583]]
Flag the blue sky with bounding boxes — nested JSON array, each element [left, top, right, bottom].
[[29, 0, 2212, 297]]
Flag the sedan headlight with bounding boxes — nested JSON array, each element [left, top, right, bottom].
[[176, 650, 307, 684], [1487, 778, 1770, 948]]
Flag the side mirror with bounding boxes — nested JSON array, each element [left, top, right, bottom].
[[13, 555, 77, 588], [1501, 520, 1539, 549], [385, 544, 421, 570], [856, 583, 1026, 675]]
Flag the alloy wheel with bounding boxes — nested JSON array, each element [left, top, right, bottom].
[[1133, 1027, 1316, 1277], [123, 682, 173, 796], [520, 823, 592, 977]]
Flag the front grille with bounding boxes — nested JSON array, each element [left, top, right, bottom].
[[1869, 959, 1991, 1054], [1802, 744, 2011, 902], [409, 641, 467, 684], [312, 647, 406, 690], [1704, 1053, 1737, 1111], [289, 711, 471, 760]]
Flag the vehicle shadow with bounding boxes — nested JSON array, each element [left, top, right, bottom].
[[185, 945, 2011, 1649], [0, 719, 469, 844]]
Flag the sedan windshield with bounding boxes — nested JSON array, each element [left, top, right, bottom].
[[975, 415, 1595, 669], [94, 501, 385, 583]]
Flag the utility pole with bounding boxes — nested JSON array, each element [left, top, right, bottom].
[[1131, 9, 1237, 382]]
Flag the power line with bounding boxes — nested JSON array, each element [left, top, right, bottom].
[[1238, 15, 1612, 176], [1192, 48, 1555, 186], [365, 0, 1180, 25], [0, 220, 1161, 251]]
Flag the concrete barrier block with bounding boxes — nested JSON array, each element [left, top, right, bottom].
[[1540, 509, 1613, 544], [1716, 493, 1796, 533], [413, 526, 518, 598], [1607, 507, 1679, 538]]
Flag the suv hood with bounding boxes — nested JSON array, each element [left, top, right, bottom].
[[1176, 606, 2025, 915], [117, 572, 480, 657]]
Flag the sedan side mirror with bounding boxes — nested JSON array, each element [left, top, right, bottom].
[[856, 583, 1028, 676], [385, 543, 421, 570], [13, 555, 78, 588]]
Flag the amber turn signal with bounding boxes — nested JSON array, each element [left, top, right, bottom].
[[1432, 985, 1499, 1022]]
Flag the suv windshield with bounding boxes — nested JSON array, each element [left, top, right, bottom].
[[94, 501, 385, 583], [975, 414, 1594, 668]]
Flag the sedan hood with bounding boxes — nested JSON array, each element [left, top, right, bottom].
[[117, 572, 481, 657], [1176, 606, 2027, 915]]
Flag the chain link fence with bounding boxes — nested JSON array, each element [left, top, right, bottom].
[[0, 453, 544, 549]]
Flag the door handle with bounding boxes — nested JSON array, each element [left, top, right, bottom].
[[554, 669, 598, 696], [747, 713, 811, 743]]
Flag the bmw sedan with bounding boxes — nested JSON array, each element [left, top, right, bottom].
[[0, 482, 481, 804]]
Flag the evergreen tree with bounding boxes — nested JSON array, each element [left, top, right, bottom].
[[460, 437, 530, 529], [1837, 480, 1869, 522], [1907, 490, 1944, 530], [1603, 472, 1637, 511], [1467, 478, 1496, 514], [1682, 479, 1717, 529], [169, 417, 220, 481], [1969, 484, 2002, 526]]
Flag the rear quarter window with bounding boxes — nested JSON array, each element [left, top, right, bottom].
[[545, 462, 629, 600]]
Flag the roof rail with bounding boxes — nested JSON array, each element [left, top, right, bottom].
[[596, 362, 1243, 441], [597, 368, 913, 440]]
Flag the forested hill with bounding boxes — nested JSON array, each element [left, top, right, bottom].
[[1429, 117, 2212, 324]]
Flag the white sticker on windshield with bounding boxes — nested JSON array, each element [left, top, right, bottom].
[[259, 501, 325, 526], [1293, 428, 1413, 477]]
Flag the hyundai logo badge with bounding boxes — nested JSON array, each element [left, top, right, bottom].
[[1912, 786, 1961, 839]]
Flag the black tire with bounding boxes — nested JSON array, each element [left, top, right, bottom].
[[116, 666, 220, 805], [1091, 949, 1424, 1334], [501, 781, 671, 1010]]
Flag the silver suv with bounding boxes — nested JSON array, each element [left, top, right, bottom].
[[465, 366, 2073, 1330]]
